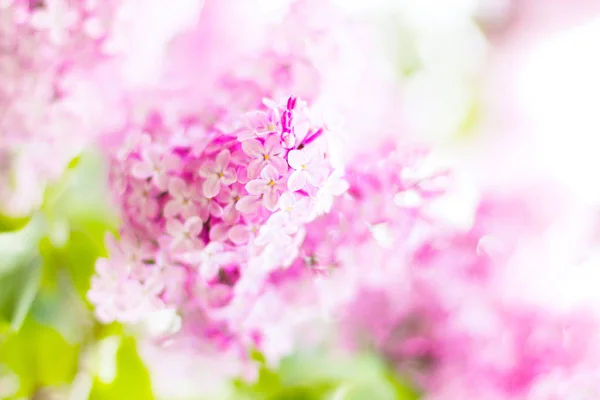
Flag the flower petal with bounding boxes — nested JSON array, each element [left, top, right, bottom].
[[164, 199, 181, 218], [263, 188, 279, 211], [203, 177, 221, 198], [228, 225, 250, 244], [269, 156, 289, 175], [242, 139, 264, 158], [287, 149, 307, 170], [166, 218, 183, 236], [131, 161, 153, 179], [245, 179, 267, 195], [168, 177, 187, 198], [236, 195, 261, 214], [209, 223, 229, 242], [215, 149, 231, 170], [264, 134, 283, 155], [199, 160, 217, 178], [221, 168, 237, 186], [260, 165, 279, 182], [287, 170, 307, 192]]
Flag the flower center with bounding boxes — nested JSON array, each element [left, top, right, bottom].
[[263, 154, 270, 160], [218, 172, 224, 178], [300, 164, 307, 170], [268, 180, 276, 187]]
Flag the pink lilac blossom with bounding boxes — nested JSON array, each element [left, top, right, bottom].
[[0, 0, 204, 216], [69, 1, 600, 397], [89, 96, 344, 361]]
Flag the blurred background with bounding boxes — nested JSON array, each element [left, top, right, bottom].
[[2, 0, 600, 399]]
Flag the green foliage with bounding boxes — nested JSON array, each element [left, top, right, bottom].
[[232, 351, 419, 400], [0, 217, 44, 332], [89, 336, 155, 400], [0, 318, 81, 397]]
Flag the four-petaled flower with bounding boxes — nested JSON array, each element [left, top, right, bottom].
[[132, 145, 180, 191], [245, 165, 285, 211], [238, 109, 281, 141], [242, 135, 288, 178], [164, 177, 202, 219], [166, 216, 204, 253], [287, 149, 328, 191], [199, 149, 237, 198], [185, 242, 237, 280]]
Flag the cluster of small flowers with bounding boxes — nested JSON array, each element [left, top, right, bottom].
[[0, 0, 115, 214], [333, 182, 600, 399], [88, 95, 345, 329], [0, 0, 205, 215]]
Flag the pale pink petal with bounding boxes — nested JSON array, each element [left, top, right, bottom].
[[260, 165, 279, 182], [201, 262, 220, 280], [236, 195, 261, 214], [236, 167, 250, 184], [307, 169, 327, 187], [245, 179, 267, 195], [264, 134, 283, 155], [199, 160, 218, 178], [247, 159, 265, 178], [185, 216, 204, 236], [230, 150, 249, 166], [168, 178, 187, 198], [278, 192, 296, 210], [131, 161, 153, 179], [221, 168, 237, 186], [143, 200, 159, 218], [163, 154, 181, 171], [287, 170, 307, 191], [209, 201, 224, 218], [223, 204, 240, 224], [242, 139, 264, 158], [209, 223, 229, 241], [263, 188, 279, 211], [287, 150, 307, 170], [269, 156, 289, 175], [154, 174, 170, 191], [166, 218, 183, 236], [215, 149, 231, 170], [228, 225, 251, 245], [216, 186, 232, 203], [203, 177, 221, 198], [163, 199, 181, 218]]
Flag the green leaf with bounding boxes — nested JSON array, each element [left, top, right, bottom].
[[0, 215, 44, 277], [0, 318, 80, 396], [0, 254, 42, 331], [231, 351, 419, 400], [89, 336, 154, 400]]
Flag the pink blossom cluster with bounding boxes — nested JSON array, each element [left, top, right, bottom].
[[61, 0, 600, 398], [0, 0, 205, 215], [0, 0, 114, 214], [88, 95, 344, 330], [333, 179, 600, 399]]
